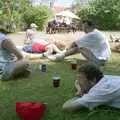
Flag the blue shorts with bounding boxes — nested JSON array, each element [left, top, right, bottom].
[[0, 62, 14, 80]]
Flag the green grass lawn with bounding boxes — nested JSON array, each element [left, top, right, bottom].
[[0, 52, 120, 120]]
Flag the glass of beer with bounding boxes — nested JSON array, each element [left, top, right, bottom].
[[71, 61, 77, 70], [52, 74, 60, 88]]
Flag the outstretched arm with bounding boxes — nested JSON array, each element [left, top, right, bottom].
[[63, 79, 120, 111], [62, 97, 84, 111], [64, 42, 78, 56]]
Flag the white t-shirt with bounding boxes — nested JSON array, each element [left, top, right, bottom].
[[72, 75, 120, 110], [75, 29, 111, 60]]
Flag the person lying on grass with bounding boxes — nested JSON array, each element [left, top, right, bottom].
[[22, 41, 66, 58], [0, 28, 31, 80], [63, 62, 120, 111], [24, 23, 66, 59], [48, 20, 111, 66]]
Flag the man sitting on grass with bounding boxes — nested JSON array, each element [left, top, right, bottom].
[[48, 20, 111, 66], [63, 62, 120, 111], [0, 27, 31, 80]]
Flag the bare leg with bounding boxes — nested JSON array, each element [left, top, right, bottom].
[[44, 44, 65, 56], [12, 59, 31, 78], [43, 44, 54, 56], [47, 42, 78, 60], [51, 44, 63, 53]]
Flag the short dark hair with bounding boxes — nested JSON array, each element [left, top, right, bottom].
[[78, 62, 103, 82], [82, 20, 96, 28]]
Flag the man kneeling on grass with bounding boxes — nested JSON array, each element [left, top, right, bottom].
[[48, 20, 111, 66], [63, 62, 120, 111]]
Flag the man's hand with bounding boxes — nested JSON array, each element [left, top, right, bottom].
[[76, 90, 82, 97], [75, 80, 83, 96], [75, 78, 90, 96]]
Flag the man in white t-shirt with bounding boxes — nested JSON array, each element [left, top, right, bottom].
[[63, 63, 120, 111], [48, 20, 111, 66]]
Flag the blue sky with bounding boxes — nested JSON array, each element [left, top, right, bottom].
[[32, 0, 74, 6], [56, 0, 73, 5]]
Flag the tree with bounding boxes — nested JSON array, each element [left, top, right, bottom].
[[24, 5, 52, 30], [89, 0, 120, 30], [0, 0, 53, 32], [75, 0, 120, 30], [0, 0, 32, 32]]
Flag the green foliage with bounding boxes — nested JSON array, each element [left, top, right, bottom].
[[0, 49, 120, 120], [0, 0, 32, 32], [23, 6, 52, 30], [0, 0, 53, 32], [90, 0, 120, 30], [76, 0, 120, 30], [76, 5, 93, 21]]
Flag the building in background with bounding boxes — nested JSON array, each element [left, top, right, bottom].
[[52, 4, 65, 13]]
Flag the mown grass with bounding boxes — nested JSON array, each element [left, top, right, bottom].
[[0, 52, 120, 120]]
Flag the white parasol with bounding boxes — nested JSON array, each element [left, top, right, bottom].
[[56, 10, 79, 19]]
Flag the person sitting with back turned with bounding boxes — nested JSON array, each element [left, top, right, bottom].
[[63, 62, 120, 111], [48, 20, 111, 66], [0, 27, 31, 80]]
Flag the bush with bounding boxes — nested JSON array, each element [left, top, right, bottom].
[[76, 0, 120, 30], [23, 6, 53, 31]]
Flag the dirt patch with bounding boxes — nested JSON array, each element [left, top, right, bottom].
[[8, 31, 119, 49], [8, 32, 81, 46]]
